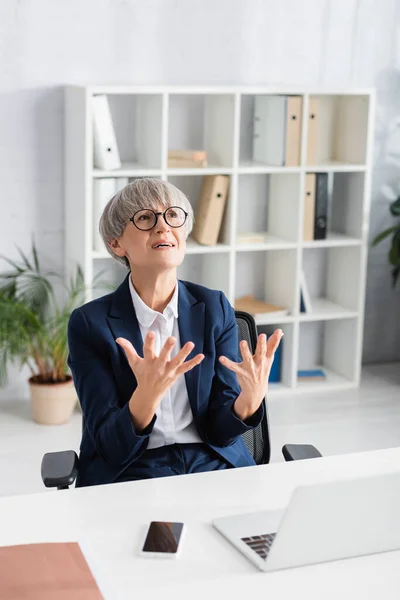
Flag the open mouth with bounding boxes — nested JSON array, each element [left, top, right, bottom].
[[152, 243, 175, 249]]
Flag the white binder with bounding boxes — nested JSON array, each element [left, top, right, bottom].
[[252, 96, 286, 165], [252, 95, 302, 166], [92, 95, 121, 170], [300, 269, 313, 313], [93, 178, 117, 252]]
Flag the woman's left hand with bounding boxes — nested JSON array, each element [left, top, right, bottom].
[[219, 329, 284, 421]]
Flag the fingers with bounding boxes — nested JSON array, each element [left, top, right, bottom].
[[116, 337, 140, 370], [176, 353, 205, 376], [219, 355, 240, 372], [143, 331, 156, 360], [255, 333, 267, 361], [239, 340, 253, 364], [159, 336, 176, 363], [169, 341, 195, 369], [266, 329, 284, 358]]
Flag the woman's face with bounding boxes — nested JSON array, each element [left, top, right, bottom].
[[110, 204, 187, 271]]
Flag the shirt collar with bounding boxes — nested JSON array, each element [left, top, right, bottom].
[[128, 276, 179, 328]]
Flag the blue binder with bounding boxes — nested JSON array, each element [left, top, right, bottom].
[[300, 290, 306, 313], [269, 337, 282, 383]]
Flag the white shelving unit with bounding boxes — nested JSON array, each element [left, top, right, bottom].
[[65, 86, 375, 397]]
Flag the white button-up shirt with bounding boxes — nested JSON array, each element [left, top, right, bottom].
[[129, 277, 203, 449]]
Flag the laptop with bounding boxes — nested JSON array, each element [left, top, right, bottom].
[[212, 471, 400, 572]]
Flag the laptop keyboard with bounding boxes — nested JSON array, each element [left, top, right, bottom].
[[241, 533, 277, 561]]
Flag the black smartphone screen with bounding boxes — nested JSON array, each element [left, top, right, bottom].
[[142, 521, 184, 554]]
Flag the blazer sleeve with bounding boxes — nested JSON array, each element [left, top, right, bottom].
[[202, 292, 265, 447], [67, 308, 156, 467]]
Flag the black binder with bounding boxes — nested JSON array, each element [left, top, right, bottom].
[[314, 173, 328, 240]]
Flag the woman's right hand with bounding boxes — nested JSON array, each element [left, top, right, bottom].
[[116, 332, 204, 431]]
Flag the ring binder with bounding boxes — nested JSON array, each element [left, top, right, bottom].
[[92, 95, 121, 170]]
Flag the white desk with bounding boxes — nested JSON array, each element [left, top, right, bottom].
[[2, 448, 400, 600]]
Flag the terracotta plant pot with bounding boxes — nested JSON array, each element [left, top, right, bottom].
[[29, 375, 78, 425]]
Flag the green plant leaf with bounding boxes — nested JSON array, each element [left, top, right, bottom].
[[0, 277, 17, 298], [15, 246, 33, 270], [0, 296, 44, 375], [32, 239, 40, 272], [0, 244, 102, 385], [389, 245, 399, 266], [0, 256, 25, 273], [389, 230, 400, 266], [390, 197, 400, 217], [0, 347, 9, 387], [371, 226, 398, 247]]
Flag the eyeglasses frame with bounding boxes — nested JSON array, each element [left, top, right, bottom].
[[129, 206, 188, 231]]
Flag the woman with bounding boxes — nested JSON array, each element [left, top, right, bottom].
[[67, 179, 283, 487]]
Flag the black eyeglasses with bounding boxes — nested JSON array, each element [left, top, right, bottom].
[[130, 206, 188, 231]]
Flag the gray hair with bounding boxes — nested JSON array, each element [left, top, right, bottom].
[[99, 178, 194, 268]]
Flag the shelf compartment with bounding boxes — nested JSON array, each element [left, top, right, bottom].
[[235, 249, 297, 317], [306, 95, 369, 166], [239, 94, 303, 168], [236, 173, 301, 246], [296, 367, 357, 392], [100, 94, 163, 170], [297, 318, 358, 387], [301, 245, 362, 315], [168, 94, 235, 168], [330, 171, 366, 240], [256, 322, 295, 389], [177, 252, 231, 299], [167, 174, 232, 246], [298, 298, 357, 321], [301, 171, 365, 246]]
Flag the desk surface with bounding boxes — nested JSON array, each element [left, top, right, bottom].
[[1, 447, 400, 600]]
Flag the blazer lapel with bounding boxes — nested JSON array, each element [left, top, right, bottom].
[[177, 281, 205, 419], [106, 275, 143, 393]]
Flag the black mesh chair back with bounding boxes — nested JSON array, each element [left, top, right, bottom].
[[235, 311, 271, 465]]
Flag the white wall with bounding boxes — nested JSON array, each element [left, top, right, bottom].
[[0, 0, 399, 400]]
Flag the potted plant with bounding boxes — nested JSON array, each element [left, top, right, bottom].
[[0, 243, 86, 424], [372, 192, 400, 288]]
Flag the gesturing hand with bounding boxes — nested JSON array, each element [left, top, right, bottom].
[[219, 329, 284, 421], [116, 332, 204, 407]]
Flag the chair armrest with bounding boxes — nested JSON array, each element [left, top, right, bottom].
[[41, 450, 79, 490], [282, 444, 322, 461]]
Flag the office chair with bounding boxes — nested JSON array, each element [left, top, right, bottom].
[[41, 311, 322, 490]]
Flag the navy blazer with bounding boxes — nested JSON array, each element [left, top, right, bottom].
[[67, 274, 264, 487]]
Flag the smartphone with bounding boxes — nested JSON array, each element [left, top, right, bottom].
[[140, 521, 186, 558]]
